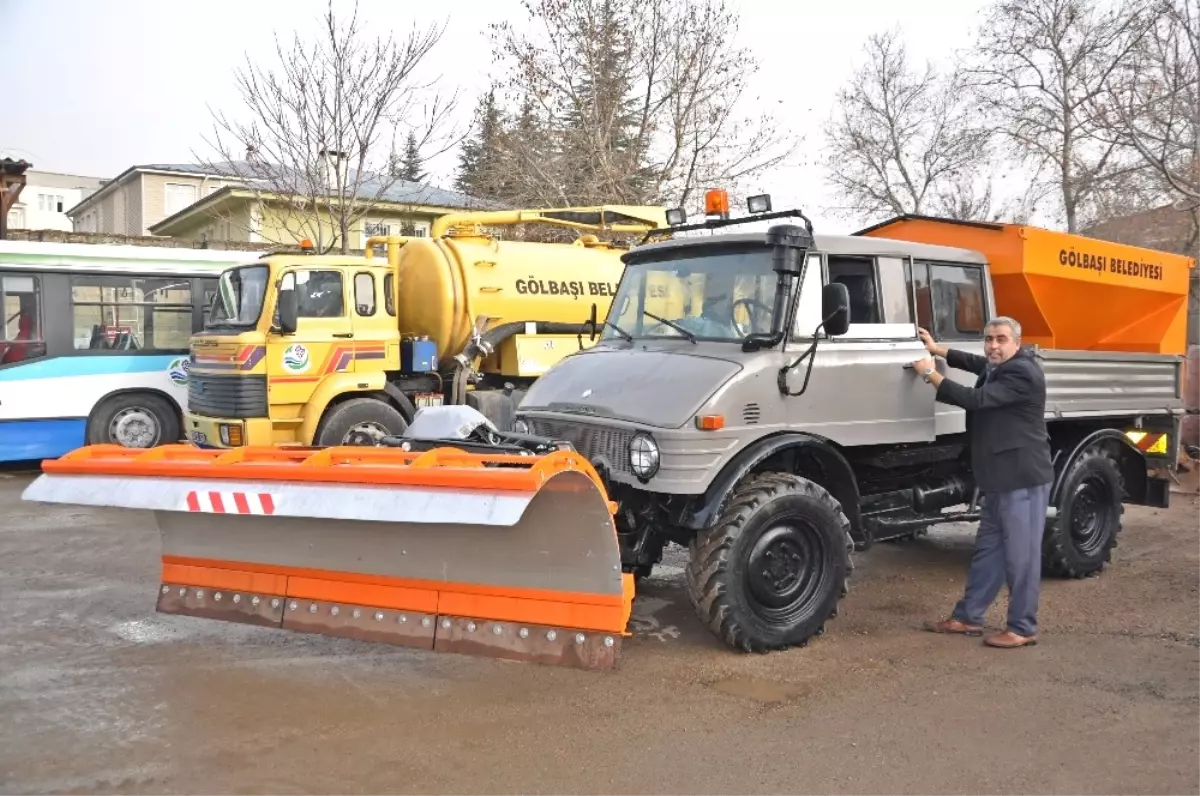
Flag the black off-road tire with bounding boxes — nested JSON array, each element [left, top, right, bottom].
[[1042, 446, 1125, 578], [684, 472, 854, 653], [315, 398, 408, 446]]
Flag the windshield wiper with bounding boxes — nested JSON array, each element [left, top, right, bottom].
[[643, 310, 697, 344], [598, 320, 634, 342]]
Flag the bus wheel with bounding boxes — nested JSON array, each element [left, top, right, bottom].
[[315, 398, 408, 446], [89, 393, 181, 449]]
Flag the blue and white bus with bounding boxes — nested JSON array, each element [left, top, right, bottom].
[[0, 240, 254, 463]]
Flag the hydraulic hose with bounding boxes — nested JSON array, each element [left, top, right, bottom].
[[450, 320, 590, 404]]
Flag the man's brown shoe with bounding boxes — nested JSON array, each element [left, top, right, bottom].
[[983, 629, 1038, 648], [922, 618, 983, 636]]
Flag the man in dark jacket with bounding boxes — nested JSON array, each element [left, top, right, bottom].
[[910, 317, 1054, 649]]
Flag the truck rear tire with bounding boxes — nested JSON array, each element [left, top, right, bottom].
[[315, 398, 408, 446], [685, 472, 853, 653], [1042, 446, 1125, 578]]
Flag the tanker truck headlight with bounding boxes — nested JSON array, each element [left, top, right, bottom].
[[512, 418, 530, 435], [629, 433, 660, 480]]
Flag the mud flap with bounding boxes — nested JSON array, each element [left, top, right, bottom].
[[23, 444, 634, 670]]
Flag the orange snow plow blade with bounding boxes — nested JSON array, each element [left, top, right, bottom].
[[23, 444, 634, 670]]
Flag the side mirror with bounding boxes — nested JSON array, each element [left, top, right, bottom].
[[821, 282, 850, 337], [278, 286, 299, 335]]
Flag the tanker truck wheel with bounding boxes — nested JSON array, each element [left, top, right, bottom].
[[315, 398, 408, 447], [1042, 446, 1125, 578], [684, 472, 852, 653]]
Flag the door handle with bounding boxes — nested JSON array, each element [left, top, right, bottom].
[[333, 332, 354, 338]]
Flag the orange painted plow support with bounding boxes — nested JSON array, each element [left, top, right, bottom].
[[24, 444, 635, 670]]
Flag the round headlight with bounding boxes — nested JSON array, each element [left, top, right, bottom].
[[629, 433, 660, 479], [512, 418, 530, 435]]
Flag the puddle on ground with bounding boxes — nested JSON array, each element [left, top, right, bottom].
[[709, 676, 811, 703]]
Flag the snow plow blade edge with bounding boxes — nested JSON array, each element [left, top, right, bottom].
[[23, 444, 634, 670]]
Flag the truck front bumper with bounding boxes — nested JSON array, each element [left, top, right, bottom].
[[184, 413, 274, 448]]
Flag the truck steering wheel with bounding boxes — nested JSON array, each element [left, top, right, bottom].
[[731, 297, 774, 336]]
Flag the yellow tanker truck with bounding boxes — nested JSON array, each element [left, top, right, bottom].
[[182, 205, 667, 448]]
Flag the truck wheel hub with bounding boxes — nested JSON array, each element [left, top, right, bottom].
[[1070, 477, 1114, 554], [343, 422, 388, 446], [747, 524, 815, 609]]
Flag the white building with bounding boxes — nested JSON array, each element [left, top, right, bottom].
[[5, 170, 106, 232]]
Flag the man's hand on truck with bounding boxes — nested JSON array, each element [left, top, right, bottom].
[[918, 326, 948, 358]]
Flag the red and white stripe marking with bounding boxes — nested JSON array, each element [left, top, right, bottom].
[[185, 490, 276, 515]]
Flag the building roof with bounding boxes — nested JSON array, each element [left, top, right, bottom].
[[147, 182, 499, 236], [1082, 203, 1198, 257], [67, 160, 494, 219]]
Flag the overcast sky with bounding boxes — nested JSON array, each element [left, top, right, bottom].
[[3, 0, 1004, 234]]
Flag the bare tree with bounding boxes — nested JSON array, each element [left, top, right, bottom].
[[483, 0, 798, 214], [964, 0, 1151, 232], [822, 28, 999, 222], [1092, 0, 1199, 257], [196, 1, 460, 253]]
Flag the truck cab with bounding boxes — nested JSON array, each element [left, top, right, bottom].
[[186, 249, 403, 448]]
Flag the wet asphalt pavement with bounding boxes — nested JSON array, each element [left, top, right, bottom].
[[1, 467, 1197, 795]]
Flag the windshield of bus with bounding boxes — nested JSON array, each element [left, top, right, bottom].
[[602, 244, 778, 343], [205, 265, 268, 329]]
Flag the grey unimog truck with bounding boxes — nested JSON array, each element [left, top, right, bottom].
[[509, 196, 1188, 654]]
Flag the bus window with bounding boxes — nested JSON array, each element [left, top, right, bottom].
[[70, 274, 195, 352], [0, 274, 46, 365]]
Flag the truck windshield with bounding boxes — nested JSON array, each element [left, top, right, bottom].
[[603, 245, 777, 343], [205, 265, 268, 329]]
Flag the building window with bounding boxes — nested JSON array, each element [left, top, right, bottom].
[[70, 274, 194, 351], [37, 194, 65, 212], [364, 221, 390, 238], [164, 183, 198, 217], [0, 274, 46, 365], [6, 207, 25, 230]]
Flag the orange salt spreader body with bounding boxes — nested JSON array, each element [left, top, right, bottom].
[[857, 216, 1196, 355]]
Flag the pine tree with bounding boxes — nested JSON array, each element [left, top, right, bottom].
[[455, 88, 510, 199], [560, 0, 645, 203], [396, 131, 426, 183]]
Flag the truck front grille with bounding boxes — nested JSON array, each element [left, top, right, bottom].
[[525, 418, 633, 475], [187, 374, 268, 418]]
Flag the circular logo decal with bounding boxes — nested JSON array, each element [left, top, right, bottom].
[[283, 343, 311, 373], [167, 356, 190, 386]]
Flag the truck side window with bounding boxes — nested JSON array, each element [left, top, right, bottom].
[[876, 257, 914, 324], [826, 256, 881, 324], [791, 253, 825, 337], [354, 273, 376, 317], [296, 270, 345, 318], [912, 262, 986, 340], [383, 274, 396, 316]]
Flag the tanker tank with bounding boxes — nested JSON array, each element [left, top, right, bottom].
[[389, 232, 626, 365]]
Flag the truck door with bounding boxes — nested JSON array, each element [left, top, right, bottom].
[[348, 267, 397, 372], [785, 253, 936, 445], [266, 267, 351, 410]]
